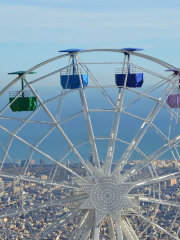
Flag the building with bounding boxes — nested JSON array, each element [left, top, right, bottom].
[[67, 160, 70, 180], [40, 159, 45, 165], [166, 178, 177, 186], [0, 178, 4, 193], [89, 153, 94, 166], [41, 175, 48, 180], [16, 159, 21, 167], [21, 159, 35, 167], [13, 185, 20, 194]]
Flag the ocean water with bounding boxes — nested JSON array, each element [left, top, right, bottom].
[[0, 85, 179, 166]]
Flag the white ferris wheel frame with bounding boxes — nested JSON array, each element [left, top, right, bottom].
[[0, 49, 180, 240]]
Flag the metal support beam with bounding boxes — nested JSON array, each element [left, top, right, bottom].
[[92, 222, 100, 240]]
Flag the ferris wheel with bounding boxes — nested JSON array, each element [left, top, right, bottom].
[[0, 48, 180, 240]]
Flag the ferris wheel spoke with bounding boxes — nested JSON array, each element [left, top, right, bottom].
[[0, 141, 20, 176], [163, 104, 180, 125], [138, 224, 151, 239], [29, 64, 73, 85], [0, 108, 39, 171], [80, 213, 94, 240], [49, 138, 90, 182], [59, 110, 84, 125], [121, 218, 139, 240], [2, 49, 180, 240], [0, 136, 14, 171], [92, 221, 100, 240], [21, 175, 80, 189], [123, 77, 174, 113], [36, 207, 81, 239], [126, 87, 162, 104], [114, 77, 176, 174], [134, 172, 180, 187], [122, 111, 146, 122], [0, 52, 73, 101], [22, 125, 57, 175], [107, 216, 116, 239], [116, 138, 147, 159], [22, 124, 61, 176], [168, 108, 174, 139], [104, 54, 131, 176], [104, 89, 123, 176], [115, 221, 123, 240], [37, 222, 66, 240], [75, 56, 100, 169], [23, 78, 93, 177], [56, 59, 73, 121], [152, 122, 171, 142], [77, 55, 117, 109], [130, 63, 170, 81], [0, 125, 89, 182], [0, 193, 87, 219], [121, 133, 180, 182], [174, 108, 179, 139], [0, 116, 51, 124], [22, 111, 85, 175], [89, 109, 115, 112], [69, 210, 92, 240], [150, 122, 180, 170], [139, 214, 179, 240], [163, 208, 180, 240], [0, 219, 10, 240], [177, 226, 180, 236], [1, 87, 80, 137], [137, 205, 160, 238], [123, 76, 169, 110], [167, 108, 179, 155], [139, 196, 180, 208]]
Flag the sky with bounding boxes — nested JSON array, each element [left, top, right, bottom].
[[0, 0, 180, 87], [0, 0, 180, 163]]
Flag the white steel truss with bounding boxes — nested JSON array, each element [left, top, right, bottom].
[[0, 49, 180, 239]]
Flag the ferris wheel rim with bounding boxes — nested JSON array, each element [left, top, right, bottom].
[[0, 48, 179, 99], [0, 50, 180, 239]]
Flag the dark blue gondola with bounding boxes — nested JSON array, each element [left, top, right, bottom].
[[59, 49, 88, 89], [115, 48, 144, 88]]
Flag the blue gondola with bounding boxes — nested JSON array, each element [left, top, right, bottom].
[[59, 49, 88, 89], [61, 74, 88, 89], [115, 48, 144, 88]]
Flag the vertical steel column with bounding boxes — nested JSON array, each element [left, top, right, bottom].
[[80, 214, 94, 240], [107, 216, 116, 240], [75, 55, 100, 169], [23, 77, 93, 176], [104, 54, 131, 176], [92, 222, 100, 240], [21, 78, 24, 97], [116, 221, 123, 240], [114, 76, 177, 176]]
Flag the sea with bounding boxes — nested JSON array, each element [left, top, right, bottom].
[[0, 84, 179, 166]]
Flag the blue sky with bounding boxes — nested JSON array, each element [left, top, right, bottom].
[[0, 0, 180, 163], [0, 0, 180, 87]]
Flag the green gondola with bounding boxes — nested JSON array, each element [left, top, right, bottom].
[[8, 71, 37, 112]]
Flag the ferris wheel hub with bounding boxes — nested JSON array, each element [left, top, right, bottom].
[[79, 171, 136, 224]]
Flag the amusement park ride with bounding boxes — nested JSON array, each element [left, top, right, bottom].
[[0, 48, 180, 239]]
